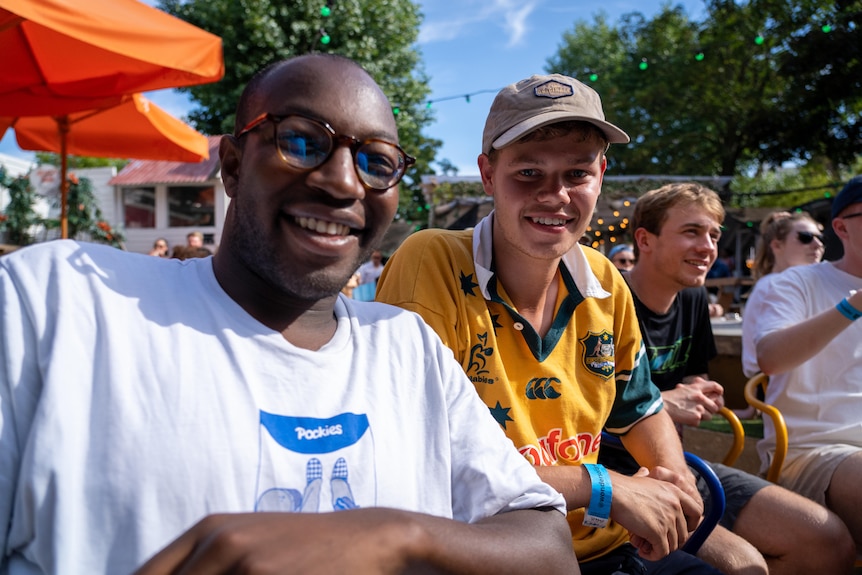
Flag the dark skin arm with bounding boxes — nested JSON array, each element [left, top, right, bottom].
[[134, 507, 577, 575]]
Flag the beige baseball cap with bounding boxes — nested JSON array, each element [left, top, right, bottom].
[[482, 74, 630, 155]]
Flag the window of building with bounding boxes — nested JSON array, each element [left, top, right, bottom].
[[168, 185, 215, 228], [122, 187, 156, 228]]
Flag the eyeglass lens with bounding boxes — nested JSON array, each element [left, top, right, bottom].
[[275, 116, 406, 190], [796, 231, 822, 244]]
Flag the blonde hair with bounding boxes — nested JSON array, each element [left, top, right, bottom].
[[632, 183, 725, 257], [753, 211, 821, 279]]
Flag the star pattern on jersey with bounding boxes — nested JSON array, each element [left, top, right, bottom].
[[459, 270, 479, 297], [488, 401, 513, 430], [490, 313, 503, 335]]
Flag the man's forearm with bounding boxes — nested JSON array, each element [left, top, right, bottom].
[[620, 410, 688, 474]]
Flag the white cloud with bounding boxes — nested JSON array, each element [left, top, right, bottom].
[[418, 0, 540, 47], [501, 2, 537, 46]]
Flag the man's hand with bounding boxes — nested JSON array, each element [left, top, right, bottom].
[[134, 510, 429, 575], [609, 467, 703, 561], [662, 377, 724, 426]]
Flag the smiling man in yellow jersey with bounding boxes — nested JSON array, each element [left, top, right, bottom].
[[377, 74, 721, 574]]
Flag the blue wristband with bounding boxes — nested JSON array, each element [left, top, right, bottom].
[[836, 298, 862, 321], [582, 463, 612, 528]]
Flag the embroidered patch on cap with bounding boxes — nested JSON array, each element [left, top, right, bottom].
[[534, 80, 574, 99]]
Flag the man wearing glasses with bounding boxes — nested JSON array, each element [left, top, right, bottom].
[[0, 54, 574, 574], [753, 175, 862, 554]]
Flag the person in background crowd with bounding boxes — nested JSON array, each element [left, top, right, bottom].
[[752, 175, 862, 556], [341, 271, 361, 298], [609, 182, 854, 574], [0, 54, 573, 575], [148, 237, 169, 258], [352, 249, 385, 301], [356, 249, 385, 285], [741, 210, 824, 378], [607, 243, 635, 271], [705, 250, 733, 318], [186, 230, 205, 249], [378, 72, 719, 574], [170, 245, 212, 260]]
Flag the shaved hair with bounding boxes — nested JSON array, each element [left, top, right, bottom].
[[234, 54, 369, 135]]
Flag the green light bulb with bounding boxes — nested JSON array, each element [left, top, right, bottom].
[[821, 24, 832, 33], [320, 5, 331, 17], [320, 33, 331, 45], [695, 52, 705, 61], [589, 73, 598, 82], [754, 35, 765, 45], [639, 60, 648, 71]]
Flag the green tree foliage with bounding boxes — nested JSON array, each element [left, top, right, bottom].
[[0, 166, 41, 245], [547, 1, 861, 187], [35, 152, 128, 171], [42, 175, 126, 249], [753, 0, 862, 173], [159, 0, 440, 224], [731, 156, 862, 208]]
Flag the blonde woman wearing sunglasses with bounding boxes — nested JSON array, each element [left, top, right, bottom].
[[742, 211, 824, 378], [741, 177, 862, 557]]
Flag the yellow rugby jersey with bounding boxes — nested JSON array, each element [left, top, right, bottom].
[[376, 215, 661, 562]]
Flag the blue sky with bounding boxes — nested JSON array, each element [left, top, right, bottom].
[[1, 0, 706, 176]]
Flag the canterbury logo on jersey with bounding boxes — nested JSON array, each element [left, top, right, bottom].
[[525, 377, 561, 399]]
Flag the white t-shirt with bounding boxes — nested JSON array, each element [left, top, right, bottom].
[[356, 260, 384, 285], [741, 273, 781, 378], [0, 241, 563, 574], [750, 261, 862, 463]]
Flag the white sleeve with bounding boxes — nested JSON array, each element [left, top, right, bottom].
[[742, 278, 773, 377], [0, 258, 42, 560], [434, 337, 566, 522], [751, 272, 810, 347]]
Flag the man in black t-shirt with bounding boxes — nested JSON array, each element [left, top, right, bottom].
[[602, 183, 854, 575]]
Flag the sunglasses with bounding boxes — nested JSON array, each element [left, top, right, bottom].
[[614, 258, 635, 264], [796, 231, 823, 245], [840, 213, 862, 220], [236, 113, 415, 191]]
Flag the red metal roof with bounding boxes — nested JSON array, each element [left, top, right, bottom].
[[109, 135, 221, 185]]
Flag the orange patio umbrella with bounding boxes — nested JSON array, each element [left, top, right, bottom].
[[0, 0, 224, 237], [0, 0, 223, 117], [0, 94, 210, 235], [1, 94, 210, 163]]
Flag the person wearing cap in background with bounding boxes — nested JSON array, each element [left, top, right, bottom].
[[607, 182, 853, 574], [752, 175, 862, 554], [377, 74, 722, 574], [607, 244, 635, 271]]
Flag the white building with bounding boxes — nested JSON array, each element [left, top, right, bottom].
[[108, 136, 225, 254]]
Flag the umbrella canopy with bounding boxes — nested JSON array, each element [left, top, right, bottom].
[[2, 94, 210, 164], [0, 94, 210, 238], [0, 0, 223, 238], [0, 0, 224, 117]]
